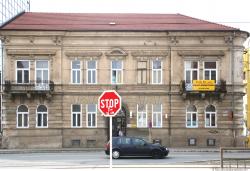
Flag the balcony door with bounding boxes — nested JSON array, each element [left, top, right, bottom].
[[35, 61, 49, 90]]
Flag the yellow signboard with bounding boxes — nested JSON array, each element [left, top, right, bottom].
[[192, 80, 215, 91]]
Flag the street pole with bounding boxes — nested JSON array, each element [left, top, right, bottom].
[[110, 117, 112, 169]]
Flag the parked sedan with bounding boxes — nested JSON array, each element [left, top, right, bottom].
[[105, 137, 169, 159]]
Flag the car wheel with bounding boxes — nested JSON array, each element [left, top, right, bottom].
[[151, 150, 162, 159], [112, 150, 120, 159]]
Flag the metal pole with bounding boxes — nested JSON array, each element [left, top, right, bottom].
[[220, 148, 223, 168], [109, 117, 112, 169]]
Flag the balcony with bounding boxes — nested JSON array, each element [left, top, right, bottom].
[[4, 80, 54, 98], [180, 80, 227, 99]]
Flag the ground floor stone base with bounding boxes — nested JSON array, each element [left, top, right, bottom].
[[1, 128, 245, 149]]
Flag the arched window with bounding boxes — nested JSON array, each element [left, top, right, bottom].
[[186, 105, 198, 128], [36, 105, 48, 128], [17, 105, 29, 128], [205, 105, 216, 127]]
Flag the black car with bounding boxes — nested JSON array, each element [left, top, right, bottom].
[[105, 137, 169, 159]]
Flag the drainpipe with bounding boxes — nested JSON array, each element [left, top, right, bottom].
[[231, 31, 236, 147], [0, 39, 3, 134], [168, 45, 172, 146]]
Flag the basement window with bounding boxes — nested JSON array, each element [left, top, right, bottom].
[[188, 138, 197, 146], [207, 139, 216, 146]]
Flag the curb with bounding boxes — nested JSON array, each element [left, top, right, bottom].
[[0, 148, 220, 154]]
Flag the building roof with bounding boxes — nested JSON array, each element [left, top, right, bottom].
[[0, 12, 239, 31]]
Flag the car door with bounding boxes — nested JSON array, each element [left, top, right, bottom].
[[132, 138, 151, 156], [120, 137, 133, 156]]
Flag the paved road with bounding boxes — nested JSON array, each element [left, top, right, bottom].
[[0, 151, 249, 169]]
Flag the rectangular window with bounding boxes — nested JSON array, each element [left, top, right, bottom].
[[186, 112, 198, 128], [71, 104, 81, 128], [152, 60, 162, 84], [87, 60, 97, 84], [205, 113, 216, 127], [16, 60, 29, 84], [37, 113, 48, 127], [152, 104, 162, 128], [137, 61, 147, 84], [185, 61, 198, 83], [36, 60, 49, 90], [204, 62, 217, 82], [17, 113, 28, 128], [137, 104, 147, 128], [111, 61, 122, 84], [71, 60, 81, 84], [87, 104, 97, 127]]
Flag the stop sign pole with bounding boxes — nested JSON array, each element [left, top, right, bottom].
[[98, 90, 121, 168]]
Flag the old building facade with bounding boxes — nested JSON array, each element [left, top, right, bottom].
[[0, 12, 248, 148]]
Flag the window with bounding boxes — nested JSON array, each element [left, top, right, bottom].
[[186, 105, 198, 128], [132, 138, 146, 146], [188, 138, 197, 146], [36, 105, 48, 128], [17, 105, 29, 128], [36, 61, 49, 90], [87, 104, 97, 127], [137, 104, 147, 128], [71, 104, 81, 128], [152, 104, 162, 128], [204, 62, 217, 82], [205, 105, 216, 127], [207, 139, 216, 146], [137, 61, 147, 84], [152, 60, 162, 84], [185, 61, 198, 83], [36, 61, 49, 83], [87, 60, 97, 84], [16, 60, 29, 83], [71, 60, 81, 84], [111, 61, 122, 84]]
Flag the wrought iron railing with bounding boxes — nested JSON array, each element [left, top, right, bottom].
[[180, 79, 227, 93], [4, 80, 54, 93]]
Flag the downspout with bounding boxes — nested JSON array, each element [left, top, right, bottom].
[[231, 31, 236, 147], [0, 39, 3, 134], [168, 45, 172, 146]]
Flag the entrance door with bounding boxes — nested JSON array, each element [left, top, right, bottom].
[[107, 107, 127, 140]]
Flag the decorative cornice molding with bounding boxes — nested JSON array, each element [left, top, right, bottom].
[[131, 51, 169, 57], [6, 49, 57, 56], [178, 50, 225, 57], [65, 51, 102, 58]]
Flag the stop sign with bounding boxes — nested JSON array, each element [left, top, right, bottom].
[[98, 90, 122, 117]]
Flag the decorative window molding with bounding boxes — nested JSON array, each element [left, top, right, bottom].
[[131, 51, 168, 61], [65, 51, 102, 60], [178, 50, 224, 58], [7, 49, 57, 56], [105, 48, 128, 60]]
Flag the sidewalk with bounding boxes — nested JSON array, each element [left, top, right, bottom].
[[0, 147, 220, 154]]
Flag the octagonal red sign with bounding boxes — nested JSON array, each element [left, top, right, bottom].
[[98, 90, 122, 117]]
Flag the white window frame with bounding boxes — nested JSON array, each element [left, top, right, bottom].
[[152, 60, 162, 84], [71, 104, 82, 128], [86, 104, 97, 128], [86, 60, 97, 84], [16, 60, 30, 84], [16, 105, 29, 128], [36, 105, 48, 128], [203, 61, 217, 83], [186, 106, 198, 128], [111, 60, 123, 84], [184, 61, 199, 83], [205, 105, 217, 128], [71, 60, 81, 84], [35, 60, 49, 83], [152, 104, 162, 128], [137, 104, 147, 128]]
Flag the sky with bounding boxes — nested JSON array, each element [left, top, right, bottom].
[[30, 0, 250, 47]]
